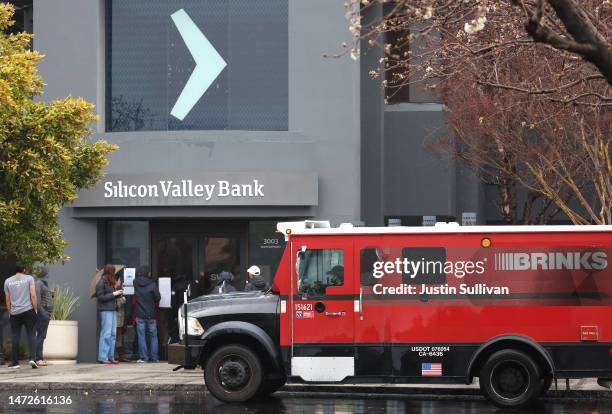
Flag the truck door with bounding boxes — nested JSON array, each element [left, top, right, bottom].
[[290, 238, 355, 382]]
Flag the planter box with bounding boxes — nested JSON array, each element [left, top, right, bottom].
[[45, 320, 78, 364]]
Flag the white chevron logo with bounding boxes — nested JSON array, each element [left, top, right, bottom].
[[170, 9, 227, 121]]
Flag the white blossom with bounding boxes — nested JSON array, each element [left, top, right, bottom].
[[464, 15, 487, 34]]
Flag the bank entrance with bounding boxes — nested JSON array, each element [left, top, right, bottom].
[[151, 221, 247, 349], [106, 219, 286, 360]]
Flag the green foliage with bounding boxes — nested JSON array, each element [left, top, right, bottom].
[[0, 4, 117, 265], [50, 285, 80, 321]]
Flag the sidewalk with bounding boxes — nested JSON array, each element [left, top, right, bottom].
[[0, 362, 610, 400]]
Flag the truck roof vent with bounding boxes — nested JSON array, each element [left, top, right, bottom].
[[305, 220, 331, 229], [277, 220, 331, 236], [434, 221, 460, 227]]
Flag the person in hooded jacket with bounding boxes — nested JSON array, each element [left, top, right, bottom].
[[134, 265, 160, 363], [213, 271, 236, 294], [34, 267, 53, 366], [244, 266, 269, 292]]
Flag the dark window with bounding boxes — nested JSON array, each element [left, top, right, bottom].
[[248, 221, 286, 286], [401, 247, 446, 285], [297, 249, 344, 297], [107, 221, 150, 269], [5, 1, 33, 35], [106, 0, 288, 132], [360, 247, 381, 286]]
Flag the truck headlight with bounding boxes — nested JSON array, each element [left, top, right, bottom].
[[187, 317, 204, 337], [178, 308, 204, 339]]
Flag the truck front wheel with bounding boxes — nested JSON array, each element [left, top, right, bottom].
[[204, 344, 263, 403], [479, 349, 541, 409]]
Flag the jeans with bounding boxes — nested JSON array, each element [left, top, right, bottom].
[[9, 309, 37, 365], [35, 314, 50, 361], [136, 318, 159, 362], [98, 311, 117, 362]]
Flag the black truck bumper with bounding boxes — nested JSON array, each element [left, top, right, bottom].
[[168, 339, 204, 369]]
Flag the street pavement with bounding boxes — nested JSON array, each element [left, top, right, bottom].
[[0, 390, 611, 414], [0, 362, 609, 398], [0, 361, 611, 414]]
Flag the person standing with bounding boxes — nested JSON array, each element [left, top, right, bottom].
[[213, 271, 236, 294], [244, 265, 269, 292], [4, 263, 38, 369], [0, 293, 5, 365], [115, 294, 127, 361], [34, 267, 53, 366], [134, 266, 160, 363], [96, 264, 123, 364]]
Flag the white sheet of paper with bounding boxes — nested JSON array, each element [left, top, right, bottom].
[[123, 286, 134, 296], [159, 277, 172, 308], [124, 268, 136, 286]]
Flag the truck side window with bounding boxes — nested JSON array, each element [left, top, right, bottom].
[[297, 249, 344, 296], [360, 247, 380, 286], [402, 247, 447, 285]]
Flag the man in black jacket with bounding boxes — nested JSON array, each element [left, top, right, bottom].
[[244, 266, 269, 292], [133, 266, 160, 363]]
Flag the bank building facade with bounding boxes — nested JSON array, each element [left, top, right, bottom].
[[4, 0, 490, 361]]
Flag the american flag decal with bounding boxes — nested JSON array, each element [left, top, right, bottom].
[[421, 362, 442, 376]]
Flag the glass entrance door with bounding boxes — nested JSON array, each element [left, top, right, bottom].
[[151, 230, 244, 358], [197, 237, 242, 295], [152, 234, 197, 349]]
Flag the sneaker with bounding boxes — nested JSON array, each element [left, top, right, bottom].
[[8, 364, 20, 369], [136, 359, 147, 363], [110, 360, 119, 365], [29, 360, 38, 369], [100, 360, 113, 365], [149, 360, 159, 363]]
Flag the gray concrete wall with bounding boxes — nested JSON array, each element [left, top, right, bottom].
[[46, 211, 99, 362], [34, 0, 360, 361], [382, 104, 456, 218], [360, 5, 385, 227]]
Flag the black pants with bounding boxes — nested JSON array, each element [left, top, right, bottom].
[[35, 314, 50, 361], [9, 309, 37, 365]]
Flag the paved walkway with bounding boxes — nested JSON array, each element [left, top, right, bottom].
[[0, 362, 609, 399]]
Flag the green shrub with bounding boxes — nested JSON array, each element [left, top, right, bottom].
[[50, 286, 80, 320]]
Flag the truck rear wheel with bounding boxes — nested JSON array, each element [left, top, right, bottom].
[[204, 344, 263, 403], [479, 349, 541, 409]]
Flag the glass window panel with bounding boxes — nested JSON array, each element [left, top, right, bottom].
[[248, 221, 286, 286], [106, 0, 288, 131], [297, 249, 344, 296], [108, 221, 150, 268]]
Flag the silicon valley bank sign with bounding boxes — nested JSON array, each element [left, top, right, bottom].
[[73, 173, 317, 207]]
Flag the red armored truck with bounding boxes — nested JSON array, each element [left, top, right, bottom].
[[171, 221, 612, 408]]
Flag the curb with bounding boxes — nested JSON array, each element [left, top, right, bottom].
[[282, 384, 612, 400], [2, 382, 610, 400]]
